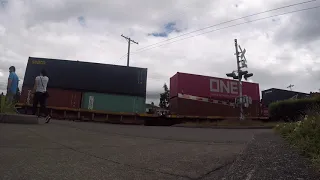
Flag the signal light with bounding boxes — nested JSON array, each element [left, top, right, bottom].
[[244, 73, 253, 80], [239, 70, 248, 76], [226, 72, 236, 78]]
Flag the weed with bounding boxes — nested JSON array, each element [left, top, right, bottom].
[[275, 112, 320, 170]]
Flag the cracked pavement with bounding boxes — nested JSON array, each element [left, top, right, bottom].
[[0, 120, 301, 179]]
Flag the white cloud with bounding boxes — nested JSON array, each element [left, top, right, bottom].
[[1, 0, 320, 105]]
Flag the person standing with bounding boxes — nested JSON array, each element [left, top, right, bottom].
[[7, 66, 19, 104], [32, 69, 51, 123]]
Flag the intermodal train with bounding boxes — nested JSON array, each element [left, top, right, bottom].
[[17, 56, 311, 121]]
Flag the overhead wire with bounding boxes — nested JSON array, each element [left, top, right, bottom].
[[119, 54, 127, 60], [116, 1, 318, 65], [118, 1, 319, 95], [132, 5, 320, 54], [135, 0, 317, 52], [130, 31, 271, 82], [116, 1, 198, 61]]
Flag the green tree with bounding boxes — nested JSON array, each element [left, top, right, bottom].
[[159, 83, 170, 109]]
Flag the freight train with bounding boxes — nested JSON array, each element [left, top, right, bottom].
[[17, 56, 311, 121]]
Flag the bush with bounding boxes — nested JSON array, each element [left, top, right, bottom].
[[275, 112, 320, 169], [269, 96, 320, 122]]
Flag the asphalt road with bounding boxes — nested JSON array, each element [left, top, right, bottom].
[[0, 120, 318, 179]]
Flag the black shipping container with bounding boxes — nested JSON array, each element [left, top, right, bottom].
[[262, 88, 310, 106], [23, 57, 148, 97]]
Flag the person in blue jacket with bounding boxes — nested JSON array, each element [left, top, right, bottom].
[[7, 66, 19, 104]]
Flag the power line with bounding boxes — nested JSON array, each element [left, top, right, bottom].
[[117, 30, 271, 62], [133, 5, 320, 54], [136, 0, 317, 52], [119, 54, 127, 60]]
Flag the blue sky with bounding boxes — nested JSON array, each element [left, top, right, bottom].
[[78, 16, 86, 27], [150, 22, 179, 37]]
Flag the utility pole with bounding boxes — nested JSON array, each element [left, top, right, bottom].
[[121, 34, 138, 67], [235, 39, 244, 121], [287, 84, 294, 91], [226, 39, 253, 121]]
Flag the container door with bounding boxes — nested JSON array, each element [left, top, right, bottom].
[[137, 69, 144, 96], [88, 96, 94, 110], [133, 97, 137, 113], [71, 93, 76, 108], [137, 70, 141, 84], [27, 89, 32, 105]]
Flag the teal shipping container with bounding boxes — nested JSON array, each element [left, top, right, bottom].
[[81, 92, 146, 113]]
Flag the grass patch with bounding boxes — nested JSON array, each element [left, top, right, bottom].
[[274, 113, 320, 170], [0, 95, 17, 114]]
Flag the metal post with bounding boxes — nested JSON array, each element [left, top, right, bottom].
[[127, 38, 131, 67], [235, 39, 244, 121], [121, 34, 138, 67]]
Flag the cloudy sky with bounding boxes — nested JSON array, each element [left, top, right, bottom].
[[1, 0, 320, 105]]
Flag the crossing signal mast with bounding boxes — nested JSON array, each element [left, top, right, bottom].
[[226, 39, 253, 121]]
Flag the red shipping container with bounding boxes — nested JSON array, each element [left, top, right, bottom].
[[170, 72, 260, 101], [20, 86, 82, 109]]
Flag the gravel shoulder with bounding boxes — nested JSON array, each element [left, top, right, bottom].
[[216, 132, 320, 180]]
